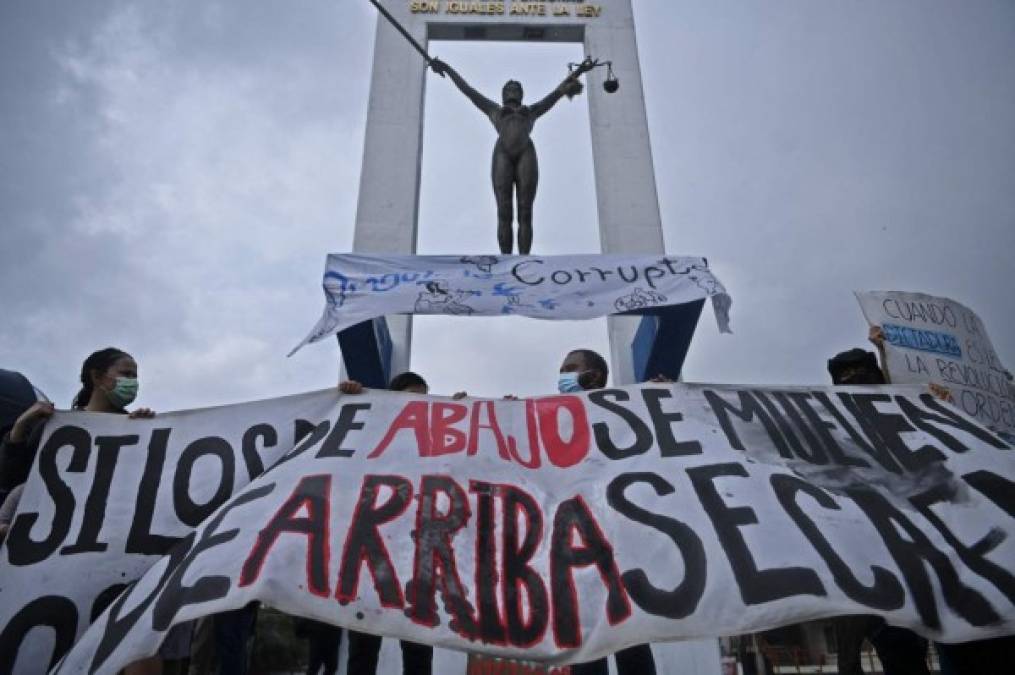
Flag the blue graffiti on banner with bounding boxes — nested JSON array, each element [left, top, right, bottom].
[[883, 323, 962, 358], [323, 271, 351, 307]]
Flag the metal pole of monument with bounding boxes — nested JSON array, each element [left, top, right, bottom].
[[366, 0, 434, 65]]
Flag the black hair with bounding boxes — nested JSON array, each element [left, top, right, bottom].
[[827, 348, 884, 385], [570, 348, 609, 387], [73, 348, 130, 409], [389, 371, 428, 393]]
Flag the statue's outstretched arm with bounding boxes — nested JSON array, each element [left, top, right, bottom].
[[431, 58, 498, 117], [529, 58, 595, 118]]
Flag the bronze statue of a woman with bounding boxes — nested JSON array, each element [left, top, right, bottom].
[[430, 58, 595, 254]]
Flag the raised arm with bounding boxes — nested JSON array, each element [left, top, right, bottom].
[[868, 325, 892, 384], [431, 58, 499, 117], [529, 57, 595, 119]]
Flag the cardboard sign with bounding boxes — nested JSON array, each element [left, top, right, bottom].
[[856, 290, 1015, 437], [1, 385, 1012, 673]]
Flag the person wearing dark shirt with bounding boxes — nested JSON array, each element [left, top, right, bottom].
[[295, 618, 343, 675], [558, 348, 658, 675], [827, 347, 931, 675], [338, 371, 440, 675]]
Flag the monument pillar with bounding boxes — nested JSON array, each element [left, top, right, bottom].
[[349, 10, 429, 379], [583, 2, 666, 385], [344, 2, 720, 672]]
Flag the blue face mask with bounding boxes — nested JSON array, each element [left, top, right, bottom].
[[557, 372, 584, 393]]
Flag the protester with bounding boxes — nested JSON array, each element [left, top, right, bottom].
[[0, 349, 154, 526], [0, 395, 56, 499], [339, 371, 443, 675], [0, 348, 153, 496], [0, 349, 178, 674], [0, 482, 24, 545], [557, 348, 658, 675], [827, 347, 886, 386], [827, 346, 932, 675], [856, 335, 1015, 675], [0, 370, 45, 505], [295, 618, 343, 675], [936, 635, 1015, 675], [213, 603, 259, 675], [340, 371, 465, 399]]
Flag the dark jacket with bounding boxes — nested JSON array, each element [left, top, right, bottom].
[[0, 417, 46, 494]]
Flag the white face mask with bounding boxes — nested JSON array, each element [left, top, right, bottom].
[[558, 371, 584, 393]]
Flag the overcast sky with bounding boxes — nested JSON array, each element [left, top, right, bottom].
[[2, 0, 1013, 412]]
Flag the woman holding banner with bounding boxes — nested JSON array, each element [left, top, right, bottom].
[[0, 347, 154, 497], [0, 347, 166, 672]]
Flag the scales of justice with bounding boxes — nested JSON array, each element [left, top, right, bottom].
[[340, 1, 721, 671]]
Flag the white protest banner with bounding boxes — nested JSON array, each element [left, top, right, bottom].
[[0, 390, 339, 672], [290, 254, 732, 354], [855, 290, 1015, 437], [2, 385, 1013, 674]]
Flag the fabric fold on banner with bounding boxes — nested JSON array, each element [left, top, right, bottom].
[[289, 254, 733, 355], [6, 384, 1014, 672]]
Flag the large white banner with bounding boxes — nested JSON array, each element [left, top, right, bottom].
[[1, 385, 1013, 673], [0, 391, 337, 672], [290, 255, 732, 354], [856, 290, 1015, 437]]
